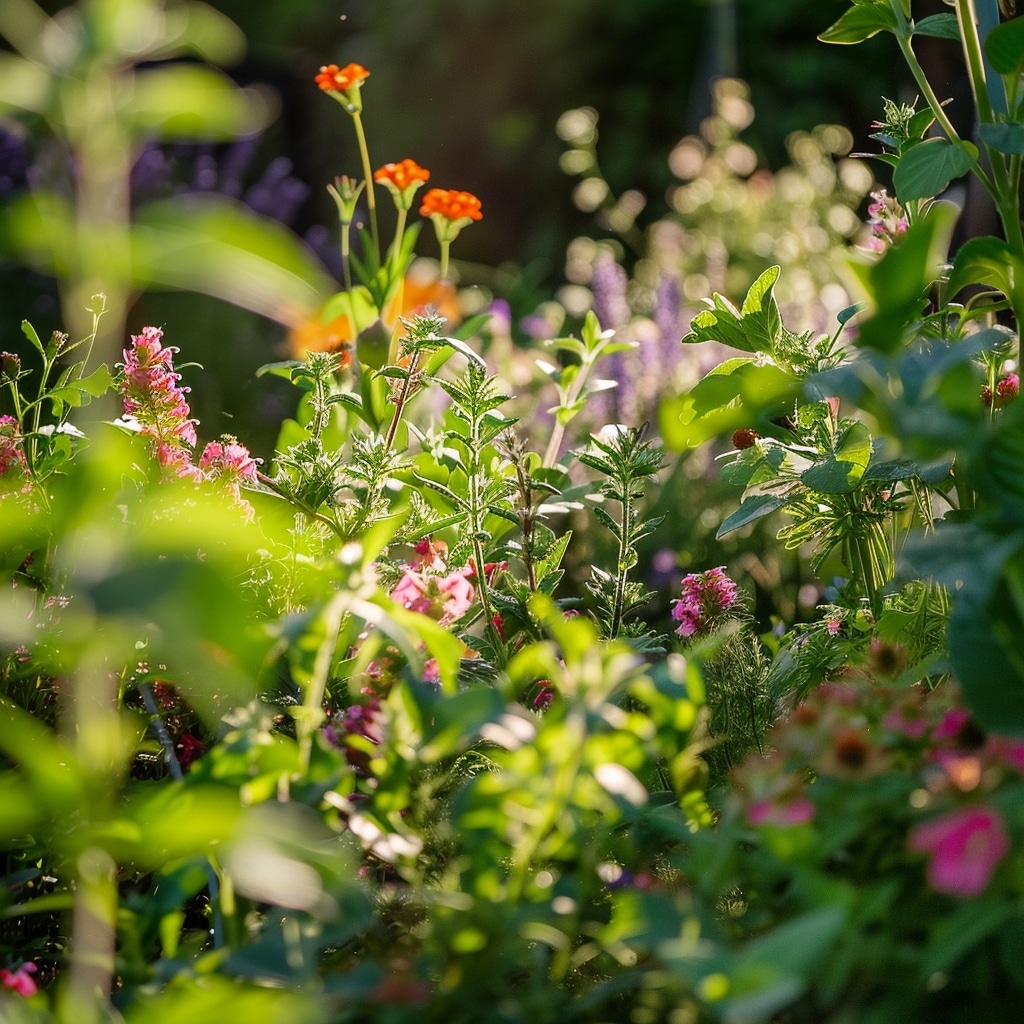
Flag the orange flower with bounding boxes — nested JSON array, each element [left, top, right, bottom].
[[286, 312, 354, 366], [393, 262, 461, 328], [419, 188, 483, 224], [315, 62, 370, 93], [374, 159, 430, 192]]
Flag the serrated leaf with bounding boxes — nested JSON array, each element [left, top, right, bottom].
[[893, 138, 977, 201], [801, 421, 873, 494]]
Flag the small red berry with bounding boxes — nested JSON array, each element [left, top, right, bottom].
[[731, 428, 759, 450]]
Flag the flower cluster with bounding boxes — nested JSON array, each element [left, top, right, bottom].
[[671, 566, 739, 638], [863, 188, 908, 252], [391, 565, 475, 626], [419, 187, 483, 243], [735, 678, 1022, 900], [119, 326, 198, 475], [0, 414, 26, 479], [119, 327, 259, 514]]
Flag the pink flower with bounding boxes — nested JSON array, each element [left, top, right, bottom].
[[825, 618, 842, 636], [0, 962, 38, 997], [671, 566, 738, 639], [934, 708, 972, 741], [0, 415, 26, 477], [390, 565, 475, 624], [908, 804, 1010, 897], [437, 568, 474, 622], [747, 796, 815, 827], [391, 569, 433, 615], [119, 326, 199, 472]]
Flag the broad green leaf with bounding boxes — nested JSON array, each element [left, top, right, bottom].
[[949, 570, 1024, 733], [126, 65, 274, 139], [892, 138, 977, 201], [717, 493, 791, 538], [819, 1, 898, 44], [132, 196, 335, 324], [978, 120, 1024, 155], [847, 203, 957, 353], [800, 421, 873, 494], [660, 363, 799, 450], [985, 14, 1024, 76], [947, 235, 1024, 309]]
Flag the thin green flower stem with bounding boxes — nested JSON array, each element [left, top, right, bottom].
[[609, 486, 634, 640], [542, 353, 596, 469], [438, 238, 452, 281], [954, 0, 995, 125], [383, 349, 419, 450], [955, 0, 1024, 263], [895, 33, 996, 200], [390, 206, 409, 272], [341, 220, 354, 293], [351, 111, 380, 259]]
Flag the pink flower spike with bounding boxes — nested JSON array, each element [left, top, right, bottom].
[[0, 962, 38, 997], [908, 804, 1010, 898]]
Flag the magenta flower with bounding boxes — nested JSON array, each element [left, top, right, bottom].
[[747, 796, 815, 827], [0, 415, 25, 477], [0, 962, 38, 997], [671, 566, 739, 639], [908, 804, 1010, 897]]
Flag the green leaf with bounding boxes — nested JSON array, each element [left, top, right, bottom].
[[947, 235, 1024, 309], [125, 65, 274, 140], [800, 421, 873, 494], [132, 196, 335, 324], [985, 14, 1024, 76], [978, 120, 1024, 155], [682, 266, 782, 355], [848, 203, 958, 353], [20, 319, 45, 358], [912, 13, 961, 39], [717, 493, 791, 538], [892, 138, 977, 201], [922, 899, 1016, 977], [818, 1, 898, 44]]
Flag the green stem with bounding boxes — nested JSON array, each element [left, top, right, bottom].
[[438, 238, 451, 281], [351, 111, 379, 260], [896, 33, 996, 200], [383, 349, 419, 450]]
